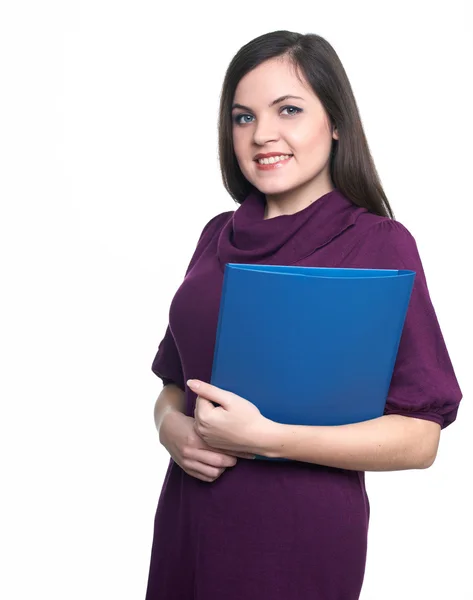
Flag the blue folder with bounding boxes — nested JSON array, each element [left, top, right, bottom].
[[210, 264, 416, 461]]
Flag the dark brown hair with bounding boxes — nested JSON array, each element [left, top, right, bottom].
[[217, 30, 395, 219]]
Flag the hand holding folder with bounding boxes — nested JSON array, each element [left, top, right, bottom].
[[210, 264, 415, 461]]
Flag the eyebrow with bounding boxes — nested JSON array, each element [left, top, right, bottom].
[[231, 95, 305, 112]]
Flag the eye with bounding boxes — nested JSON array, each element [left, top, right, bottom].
[[233, 114, 254, 125], [232, 105, 303, 125], [281, 106, 302, 117]]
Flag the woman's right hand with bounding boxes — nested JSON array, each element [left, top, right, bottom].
[[159, 411, 256, 483]]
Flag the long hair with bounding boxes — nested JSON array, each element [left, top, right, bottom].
[[217, 30, 395, 219]]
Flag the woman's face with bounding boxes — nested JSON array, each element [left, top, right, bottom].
[[231, 56, 338, 205]]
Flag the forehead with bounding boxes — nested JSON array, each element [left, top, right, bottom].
[[233, 57, 312, 104]]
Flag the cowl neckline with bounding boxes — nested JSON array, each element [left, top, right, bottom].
[[216, 186, 360, 269]]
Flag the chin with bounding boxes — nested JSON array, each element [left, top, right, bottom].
[[250, 179, 296, 196]]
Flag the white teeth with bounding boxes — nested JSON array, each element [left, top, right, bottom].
[[257, 154, 292, 165]]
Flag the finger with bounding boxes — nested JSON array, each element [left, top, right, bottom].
[[193, 448, 237, 468], [199, 440, 255, 460], [187, 379, 232, 410], [185, 461, 226, 481], [231, 452, 257, 460], [194, 396, 213, 420]]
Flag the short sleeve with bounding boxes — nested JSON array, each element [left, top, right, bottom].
[[150, 211, 232, 389], [344, 219, 462, 429], [151, 324, 185, 390]]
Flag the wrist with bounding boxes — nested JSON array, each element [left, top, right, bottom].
[[158, 409, 185, 446], [258, 419, 284, 458]]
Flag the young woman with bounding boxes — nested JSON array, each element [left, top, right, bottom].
[[145, 30, 463, 600]]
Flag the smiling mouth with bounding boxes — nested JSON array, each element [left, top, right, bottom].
[[254, 154, 293, 165], [255, 155, 293, 170]]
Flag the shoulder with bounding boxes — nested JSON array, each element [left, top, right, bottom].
[[345, 212, 422, 271], [354, 211, 416, 242], [197, 210, 234, 244], [184, 210, 233, 276]]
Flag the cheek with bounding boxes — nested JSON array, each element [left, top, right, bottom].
[[232, 132, 244, 160], [232, 133, 253, 173], [292, 124, 333, 158], [294, 120, 323, 144], [232, 125, 243, 148]]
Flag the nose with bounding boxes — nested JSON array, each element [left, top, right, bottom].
[[252, 115, 280, 146]]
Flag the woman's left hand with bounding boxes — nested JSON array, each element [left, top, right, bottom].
[[188, 379, 270, 455]]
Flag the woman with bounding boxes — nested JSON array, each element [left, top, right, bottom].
[[145, 30, 462, 600]]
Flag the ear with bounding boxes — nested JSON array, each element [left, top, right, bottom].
[[332, 127, 339, 141]]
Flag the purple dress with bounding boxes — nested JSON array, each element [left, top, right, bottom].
[[145, 188, 462, 600]]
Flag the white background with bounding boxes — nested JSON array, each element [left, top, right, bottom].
[[0, 1, 471, 598]]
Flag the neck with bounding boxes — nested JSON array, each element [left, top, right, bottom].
[[263, 175, 335, 220]]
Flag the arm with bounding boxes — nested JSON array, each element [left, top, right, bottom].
[[258, 219, 458, 471], [260, 413, 441, 470], [154, 383, 186, 442]]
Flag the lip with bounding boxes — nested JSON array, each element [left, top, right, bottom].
[[255, 155, 293, 171], [254, 152, 293, 160]]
